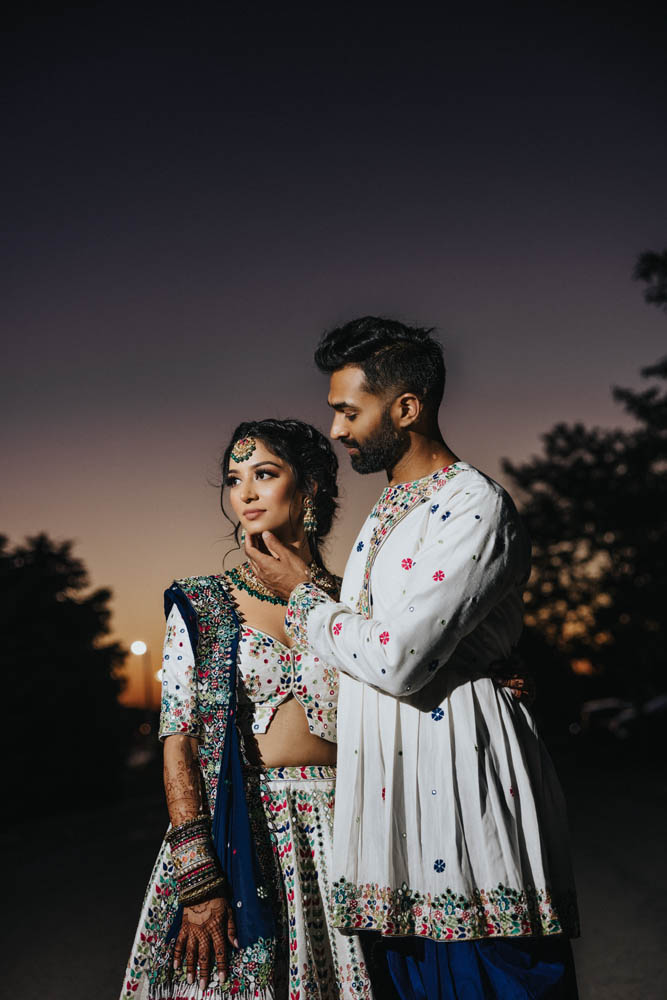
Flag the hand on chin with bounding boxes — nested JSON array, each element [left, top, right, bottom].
[[244, 531, 310, 599]]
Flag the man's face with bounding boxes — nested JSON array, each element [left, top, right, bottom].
[[327, 365, 409, 474]]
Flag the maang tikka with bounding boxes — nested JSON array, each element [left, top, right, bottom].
[[231, 436, 257, 463], [303, 495, 317, 534]]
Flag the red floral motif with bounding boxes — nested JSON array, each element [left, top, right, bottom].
[[401, 558, 413, 570], [433, 570, 445, 582], [333, 622, 342, 636], [379, 631, 390, 645]]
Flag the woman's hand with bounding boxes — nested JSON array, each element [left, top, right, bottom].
[[493, 653, 536, 706], [173, 894, 238, 990]]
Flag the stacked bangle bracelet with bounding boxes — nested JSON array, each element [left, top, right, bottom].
[[166, 815, 226, 906]]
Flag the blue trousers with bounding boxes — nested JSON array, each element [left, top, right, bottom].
[[373, 936, 578, 1000]]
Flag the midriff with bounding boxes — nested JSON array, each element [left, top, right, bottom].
[[247, 695, 337, 767]]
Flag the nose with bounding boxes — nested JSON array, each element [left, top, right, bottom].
[[239, 478, 259, 502], [330, 413, 347, 441]]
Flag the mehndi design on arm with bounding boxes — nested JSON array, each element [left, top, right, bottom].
[[164, 738, 203, 824]]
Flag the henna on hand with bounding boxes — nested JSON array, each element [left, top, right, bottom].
[[491, 651, 536, 706], [496, 673, 536, 706], [173, 895, 238, 990]]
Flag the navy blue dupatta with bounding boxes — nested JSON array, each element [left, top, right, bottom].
[[164, 579, 276, 951]]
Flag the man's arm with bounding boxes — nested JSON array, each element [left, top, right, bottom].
[[251, 484, 528, 698]]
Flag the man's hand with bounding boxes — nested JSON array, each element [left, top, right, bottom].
[[173, 895, 238, 990], [245, 531, 310, 600]]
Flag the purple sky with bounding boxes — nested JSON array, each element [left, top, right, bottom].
[[3, 7, 666, 704]]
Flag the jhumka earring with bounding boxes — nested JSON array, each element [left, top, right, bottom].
[[240, 527, 247, 545], [303, 495, 317, 535]]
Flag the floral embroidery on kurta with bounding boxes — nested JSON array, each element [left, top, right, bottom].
[[330, 878, 578, 942], [285, 463, 580, 946]]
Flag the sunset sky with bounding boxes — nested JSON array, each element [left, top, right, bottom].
[[3, 7, 666, 706]]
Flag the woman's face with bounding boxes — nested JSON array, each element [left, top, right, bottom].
[[226, 438, 304, 541]]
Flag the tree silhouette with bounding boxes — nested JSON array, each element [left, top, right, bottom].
[[1, 533, 126, 810], [633, 248, 667, 312], [503, 253, 666, 714]]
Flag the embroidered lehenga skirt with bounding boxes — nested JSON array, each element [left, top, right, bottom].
[[121, 765, 373, 1000]]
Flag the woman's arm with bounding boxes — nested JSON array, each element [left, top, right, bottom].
[[163, 734, 203, 824], [159, 599, 239, 991], [163, 735, 237, 990]]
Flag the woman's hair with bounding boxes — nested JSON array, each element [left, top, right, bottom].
[[220, 418, 339, 568]]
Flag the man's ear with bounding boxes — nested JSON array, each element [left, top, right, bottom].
[[393, 392, 422, 427]]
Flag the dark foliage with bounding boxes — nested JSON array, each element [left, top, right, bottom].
[[1, 533, 126, 811], [634, 249, 667, 312], [503, 253, 666, 713]]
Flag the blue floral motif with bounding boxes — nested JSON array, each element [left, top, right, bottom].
[[357, 540, 365, 552], [433, 858, 446, 872], [431, 707, 444, 721], [430, 504, 440, 513], [441, 511, 451, 522]]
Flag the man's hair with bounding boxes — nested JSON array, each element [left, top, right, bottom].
[[314, 316, 446, 412]]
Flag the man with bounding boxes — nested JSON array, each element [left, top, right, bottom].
[[248, 317, 579, 998]]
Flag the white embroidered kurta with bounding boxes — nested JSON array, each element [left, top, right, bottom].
[[286, 462, 579, 943]]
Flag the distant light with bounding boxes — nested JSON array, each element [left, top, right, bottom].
[[131, 640, 148, 655], [155, 669, 163, 682]]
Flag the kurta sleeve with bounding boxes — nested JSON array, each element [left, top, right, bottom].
[[158, 604, 203, 740], [285, 481, 529, 697]]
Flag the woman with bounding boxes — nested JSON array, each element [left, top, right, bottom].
[[121, 419, 374, 1000]]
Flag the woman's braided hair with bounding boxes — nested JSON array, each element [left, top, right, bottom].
[[220, 418, 339, 568]]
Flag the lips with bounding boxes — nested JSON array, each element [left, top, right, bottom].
[[244, 510, 266, 520]]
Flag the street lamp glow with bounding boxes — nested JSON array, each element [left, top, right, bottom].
[[131, 640, 147, 655]]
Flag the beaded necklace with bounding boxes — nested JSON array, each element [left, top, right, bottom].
[[226, 561, 340, 606], [227, 562, 287, 606]]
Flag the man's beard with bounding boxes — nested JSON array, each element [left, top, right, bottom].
[[347, 408, 410, 475]]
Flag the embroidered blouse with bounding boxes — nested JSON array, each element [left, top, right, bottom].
[[285, 462, 579, 944], [159, 609, 339, 744]]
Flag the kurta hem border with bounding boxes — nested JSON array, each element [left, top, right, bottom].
[[331, 879, 580, 942]]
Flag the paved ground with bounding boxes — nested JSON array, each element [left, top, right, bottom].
[[7, 755, 667, 999]]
